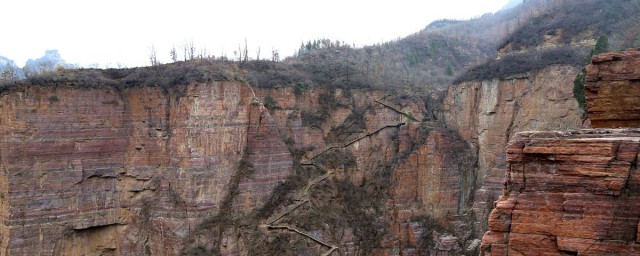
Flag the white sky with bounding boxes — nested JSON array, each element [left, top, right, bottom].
[[2, 0, 509, 68]]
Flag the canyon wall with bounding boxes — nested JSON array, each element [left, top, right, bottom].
[[442, 64, 584, 236], [481, 129, 640, 255], [480, 48, 640, 255], [0, 82, 292, 255], [0, 80, 478, 255], [586, 49, 640, 128]]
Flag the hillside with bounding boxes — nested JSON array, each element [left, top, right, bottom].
[[0, 0, 639, 255], [456, 0, 640, 83]]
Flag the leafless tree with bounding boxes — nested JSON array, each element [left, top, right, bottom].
[[0, 65, 20, 82], [149, 45, 160, 66], [189, 41, 196, 60], [170, 45, 178, 62], [243, 38, 249, 63]]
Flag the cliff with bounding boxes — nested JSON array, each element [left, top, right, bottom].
[[442, 64, 584, 236], [0, 82, 293, 255], [0, 78, 479, 255], [480, 129, 640, 255], [585, 48, 640, 128], [480, 48, 640, 255]]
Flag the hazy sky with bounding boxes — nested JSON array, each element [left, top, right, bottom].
[[2, 0, 509, 67]]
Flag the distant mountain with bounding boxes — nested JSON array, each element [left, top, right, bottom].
[[425, 19, 463, 30], [23, 50, 70, 76], [0, 56, 17, 68], [0, 56, 23, 81], [500, 0, 522, 11]]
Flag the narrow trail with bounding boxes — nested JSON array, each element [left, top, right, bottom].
[[374, 99, 418, 122], [262, 99, 411, 255], [303, 122, 405, 163]]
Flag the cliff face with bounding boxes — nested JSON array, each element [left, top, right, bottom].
[[0, 82, 292, 255], [442, 65, 584, 236], [0, 80, 479, 255], [481, 129, 640, 255], [586, 48, 640, 128], [480, 48, 640, 255]]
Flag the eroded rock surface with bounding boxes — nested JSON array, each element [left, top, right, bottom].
[[586, 48, 640, 128], [0, 82, 479, 255], [443, 65, 584, 236], [480, 129, 640, 256], [0, 82, 291, 255]]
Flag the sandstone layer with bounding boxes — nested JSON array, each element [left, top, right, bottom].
[[0, 81, 479, 255], [585, 48, 640, 128], [0, 82, 292, 255], [480, 129, 640, 255], [442, 65, 584, 236]]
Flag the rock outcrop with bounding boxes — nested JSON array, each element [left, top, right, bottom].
[[481, 49, 640, 255], [442, 65, 584, 236], [585, 48, 640, 128], [0, 80, 479, 255], [480, 129, 640, 255], [0, 82, 292, 255]]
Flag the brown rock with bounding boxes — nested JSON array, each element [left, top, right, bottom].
[[481, 129, 640, 255], [586, 48, 640, 128], [0, 82, 292, 255], [443, 65, 584, 236]]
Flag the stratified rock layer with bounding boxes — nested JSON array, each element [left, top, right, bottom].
[[443, 65, 584, 236], [0, 82, 292, 255], [480, 129, 640, 256], [0, 81, 479, 255], [585, 48, 640, 128]]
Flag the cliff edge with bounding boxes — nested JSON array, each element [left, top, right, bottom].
[[481, 49, 640, 255]]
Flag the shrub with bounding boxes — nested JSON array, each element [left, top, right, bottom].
[[293, 82, 305, 96], [264, 95, 277, 110], [454, 47, 585, 83], [573, 70, 586, 111]]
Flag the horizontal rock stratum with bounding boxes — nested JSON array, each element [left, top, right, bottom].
[[481, 48, 640, 256], [480, 129, 640, 255], [586, 48, 640, 128]]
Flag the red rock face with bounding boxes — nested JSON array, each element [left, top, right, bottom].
[[585, 48, 640, 128], [481, 49, 640, 255], [480, 129, 640, 256], [443, 65, 584, 236], [0, 81, 482, 255], [0, 82, 292, 255]]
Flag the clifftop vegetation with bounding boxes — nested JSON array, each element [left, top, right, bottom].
[[1, 0, 639, 93], [501, 0, 640, 52], [454, 0, 640, 83]]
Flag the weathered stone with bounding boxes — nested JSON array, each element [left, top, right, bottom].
[[0, 82, 292, 255], [443, 65, 584, 236], [481, 129, 640, 256], [586, 48, 640, 128]]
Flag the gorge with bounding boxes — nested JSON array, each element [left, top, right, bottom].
[[1, 1, 640, 255]]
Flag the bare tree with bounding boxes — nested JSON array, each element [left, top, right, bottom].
[[37, 61, 56, 73], [271, 49, 279, 62], [243, 38, 249, 63], [149, 45, 160, 66], [170, 45, 178, 62], [189, 41, 196, 60], [181, 41, 188, 61], [0, 65, 20, 82]]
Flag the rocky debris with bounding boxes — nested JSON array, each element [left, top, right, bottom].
[[585, 48, 640, 128], [481, 129, 640, 256]]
